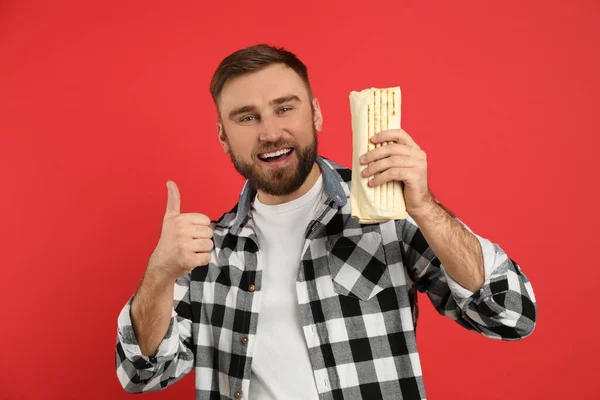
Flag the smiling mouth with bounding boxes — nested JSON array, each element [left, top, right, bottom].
[[258, 147, 294, 163]]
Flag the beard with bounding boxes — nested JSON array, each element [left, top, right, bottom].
[[226, 125, 318, 197]]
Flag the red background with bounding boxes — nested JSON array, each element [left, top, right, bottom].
[[1, 0, 599, 399]]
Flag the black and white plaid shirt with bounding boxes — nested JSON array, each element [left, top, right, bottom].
[[116, 156, 537, 400]]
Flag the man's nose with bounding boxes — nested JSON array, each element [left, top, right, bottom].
[[259, 116, 283, 142]]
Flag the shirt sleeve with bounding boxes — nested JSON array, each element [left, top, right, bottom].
[[115, 273, 195, 393], [397, 214, 537, 340]]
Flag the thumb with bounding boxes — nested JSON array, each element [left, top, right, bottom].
[[165, 180, 181, 215]]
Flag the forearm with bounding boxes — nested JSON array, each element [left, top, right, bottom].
[[410, 201, 484, 292], [116, 271, 195, 393], [131, 268, 176, 357]]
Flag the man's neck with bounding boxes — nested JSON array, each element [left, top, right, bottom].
[[256, 162, 321, 205]]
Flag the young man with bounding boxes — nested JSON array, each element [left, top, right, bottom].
[[116, 44, 536, 400]]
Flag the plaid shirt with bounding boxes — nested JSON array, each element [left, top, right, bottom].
[[116, 156, 536, 400]]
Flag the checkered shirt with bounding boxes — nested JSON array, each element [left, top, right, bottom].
[[116, 156, 537, 399]]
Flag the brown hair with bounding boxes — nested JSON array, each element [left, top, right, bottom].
[[209, 44, 313, 108]]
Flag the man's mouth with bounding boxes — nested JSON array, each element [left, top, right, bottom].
[[257, 147, 294, 163]]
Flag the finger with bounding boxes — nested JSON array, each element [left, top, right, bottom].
[[371, 129, 420, 149], [359, 143, 413, 165], [192, 252, 212, 267], [184, 213, 212, 226], [185, 252, 212, 271], [186, 225, 214, 239], [189, 238, 214, 253], [362, 156, 418, 178], [368, 168, 413, 187], [165, 181, 181, 215]]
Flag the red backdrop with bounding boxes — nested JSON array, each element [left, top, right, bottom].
[[1, 0, 599, 399]]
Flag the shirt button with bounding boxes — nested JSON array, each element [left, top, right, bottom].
[[235, 390, 243, 399], [248, 284, 255, 292], [241, 336, 248, 344]]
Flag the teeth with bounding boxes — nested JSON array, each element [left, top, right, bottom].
[[260, 148, 292, 159]]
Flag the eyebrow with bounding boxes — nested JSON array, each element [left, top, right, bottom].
[[228, 95, 301, 120]]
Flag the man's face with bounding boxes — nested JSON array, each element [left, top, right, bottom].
[[216, 63, 323, 196]]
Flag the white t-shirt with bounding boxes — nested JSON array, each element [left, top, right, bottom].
[[248, 174, 324, 400]]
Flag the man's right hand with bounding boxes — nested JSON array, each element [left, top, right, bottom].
[[147, 180, 214, 281]]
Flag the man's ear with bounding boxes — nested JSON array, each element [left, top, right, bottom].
[[217, 122, 230, 154], [312, 98, 323, 132]]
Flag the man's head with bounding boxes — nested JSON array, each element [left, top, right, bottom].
[[209, 44, 323, 198]]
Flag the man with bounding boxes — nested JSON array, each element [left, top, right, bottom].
[[115, 44, 536, 400]]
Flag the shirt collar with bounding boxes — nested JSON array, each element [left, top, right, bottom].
[[230, 156, 347, 234]]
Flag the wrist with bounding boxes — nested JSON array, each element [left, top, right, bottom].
[[409, 196, 439, 221], [145, 264, 178, 288], [146, 251, 180, 284]]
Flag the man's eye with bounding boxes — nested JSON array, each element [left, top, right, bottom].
[[240, 115, 257, 122], [278, 107, 292, 114]]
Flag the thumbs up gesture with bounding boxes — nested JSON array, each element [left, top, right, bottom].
[[147, 181, 214, 281]]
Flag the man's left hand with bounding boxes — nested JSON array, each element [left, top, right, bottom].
[[359, 129, 435, 216]]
